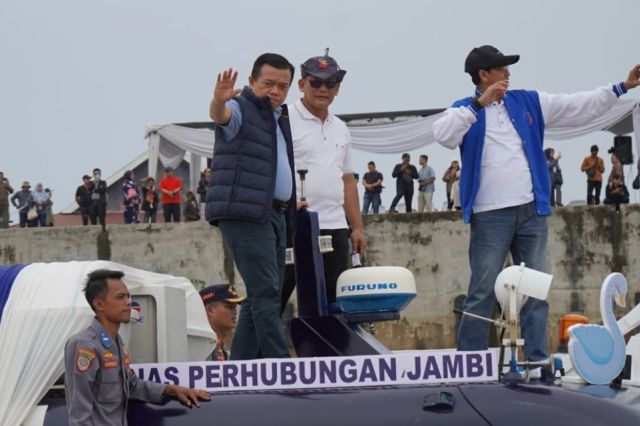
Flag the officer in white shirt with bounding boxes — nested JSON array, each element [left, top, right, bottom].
[[281, 50, 367, 309]]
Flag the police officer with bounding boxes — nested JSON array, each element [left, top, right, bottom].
[[64, 269, 210, 425], [199, 284, 246, 361]]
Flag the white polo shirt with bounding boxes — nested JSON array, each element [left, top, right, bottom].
[[289, 99, 354, 230]]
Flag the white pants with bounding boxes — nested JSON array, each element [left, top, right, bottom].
[[417, 191, 433, 212]]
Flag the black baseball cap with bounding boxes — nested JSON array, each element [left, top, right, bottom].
[[301, 50, 347, 80], [591, 144, 599, 152], [200, 284, 246, 305], [82, 175, 91, 180], [464, 45, 520, 74]]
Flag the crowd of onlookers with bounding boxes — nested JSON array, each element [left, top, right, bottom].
[[0, 171, 54, 228], [360, 154, 463, 214], [2, 147, 639, 229], [578, 144, 640, 211], [360, 147, 640, 215], [73, 166, 206, 226]]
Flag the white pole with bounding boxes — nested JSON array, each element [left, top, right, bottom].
[[148, 132, 161, 182]]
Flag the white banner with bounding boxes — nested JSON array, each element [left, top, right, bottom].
[[132, 349, 497, 392]]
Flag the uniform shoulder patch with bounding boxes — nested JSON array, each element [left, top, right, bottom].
[[75, 347, 97, 372]]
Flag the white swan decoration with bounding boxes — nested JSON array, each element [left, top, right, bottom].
[[568, 273, 627, 385]]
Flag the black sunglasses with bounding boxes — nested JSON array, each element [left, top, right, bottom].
[[308, 78, 341, 89]]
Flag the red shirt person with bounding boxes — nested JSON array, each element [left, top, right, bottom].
[[159, 167, 182, 222]]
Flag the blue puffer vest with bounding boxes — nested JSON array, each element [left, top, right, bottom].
[[205, 87, 297, 230], [454, 90, 550, 223]]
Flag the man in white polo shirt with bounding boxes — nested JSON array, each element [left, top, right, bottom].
[[281, 50, 366, 310], [433, 44, 640, 363]]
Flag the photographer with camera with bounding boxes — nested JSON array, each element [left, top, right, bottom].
[[607, 152, 625, 184], [604, 174, 629, 212], [581, 145, 605, 205]]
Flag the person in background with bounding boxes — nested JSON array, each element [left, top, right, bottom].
[[633, 159, 640, 191], [389, 153, 419, 213], [442, 159, 460, 211], [608, 152, 624, 184], [417, 154, 436, 212], [44, 188, 54, 226], [140, 177, 159, 224], [11, 181, 33, 228], [64, 269, 209, 424], [122, 170, 141, 224], [32, 182, 50, 227], [197, 168, 211, 219], [199, 284, 246, 361], [581, 145, 605, 205], [0, 171, 14, 228], [75, 175, 93, 226], [544, 148, 563, 207], [183, 190, 201, 222], [159, 167, 182, 223], [89, 168, 108, 228], [451, 167, 462, 211], [604, 173, 629, 211], [362, 161, 383, 214]]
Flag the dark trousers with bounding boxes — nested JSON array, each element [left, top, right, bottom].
[[390, 185, 414, 212], [163, 203, 180, 222], [587, 180, 602, 205], [0, 203, 9, 228], [143, 209, 157, 224], [19, 211, 28, 228], [37, 209, 46, 227], [79, 206, 91, 226], [124, 206, 139, 224], [218, 208, 289, 360], [446, 191, 454, 210], [89, 204, 106, 227], [281, 228, 350, 313]]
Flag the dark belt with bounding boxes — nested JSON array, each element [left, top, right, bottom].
[[272, 199, 288, 212]]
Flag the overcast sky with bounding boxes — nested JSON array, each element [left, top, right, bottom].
[[1, 0, 638, 221]]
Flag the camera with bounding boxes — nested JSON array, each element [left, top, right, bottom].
[[610, 136, 633, 165]]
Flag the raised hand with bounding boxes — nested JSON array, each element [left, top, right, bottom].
[[210, 68, 241, 123], [214, 68, 242, 103], [478, 80, 509, 106], [624, 64, 640, 90]]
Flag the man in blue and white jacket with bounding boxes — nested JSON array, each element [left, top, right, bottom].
[[433, 45, 640, 362]]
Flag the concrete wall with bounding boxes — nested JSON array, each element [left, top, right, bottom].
[[2, 204, 640, 353]]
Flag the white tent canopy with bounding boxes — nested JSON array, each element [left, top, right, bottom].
[[145, 98, 640, 181]]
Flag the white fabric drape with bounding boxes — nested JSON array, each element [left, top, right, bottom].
[[158, 136, 186, 170], [146, 99, 637, 160], [0, 261, 212, 426], [146, 124, 215, 160], [348, 113, 443, 153]]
